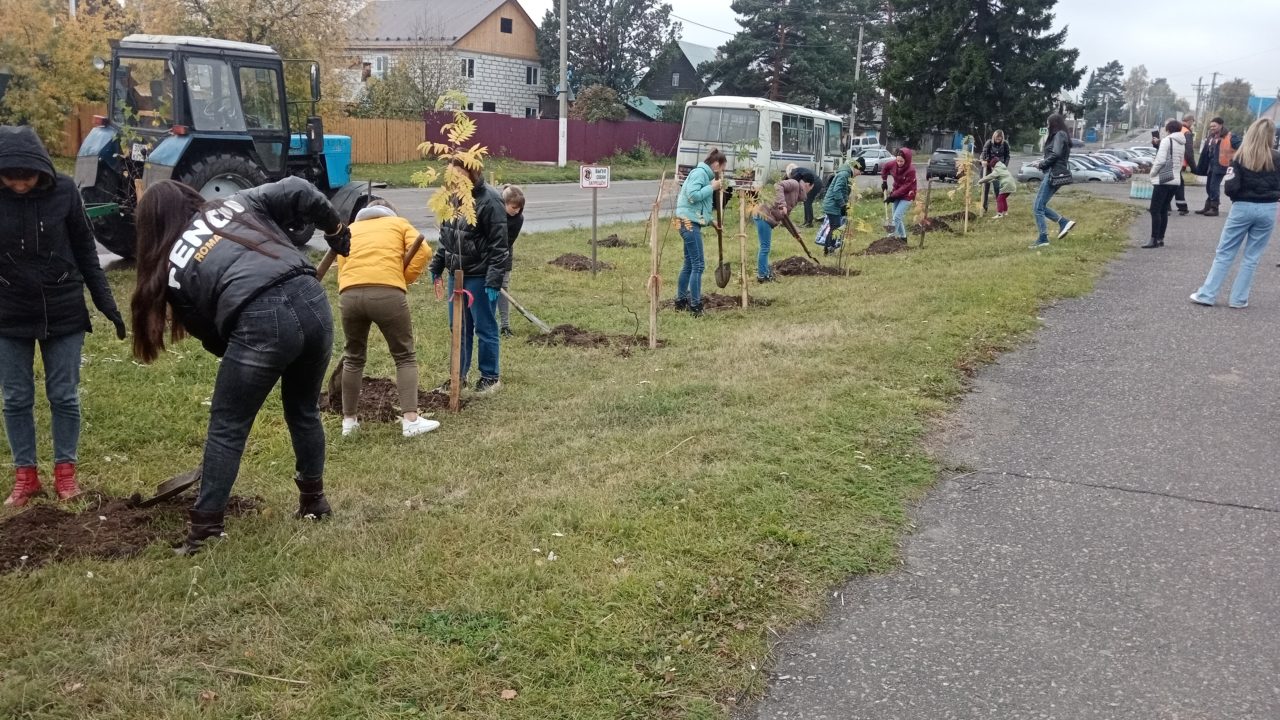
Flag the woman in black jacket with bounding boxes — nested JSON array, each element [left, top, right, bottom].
[[0, 126, 126, 507], [1030, 114, 1078, 248], [131, 177, 351, 553], [1190, 118, 1280, 308], [785, 164, 823, 227], [427, 161, 510, 394]]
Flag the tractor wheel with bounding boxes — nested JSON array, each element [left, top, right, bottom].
[[82, 166, 137, 259], [177, 153, 267, 201]]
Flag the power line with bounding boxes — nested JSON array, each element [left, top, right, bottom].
[[671, 13, 863, 50]]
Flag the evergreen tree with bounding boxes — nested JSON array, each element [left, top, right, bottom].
[[882, 0, 1083, 144], [703, 0, 883, 115], [536, 0, 681, 98], [1080, 59, 1125, 128]]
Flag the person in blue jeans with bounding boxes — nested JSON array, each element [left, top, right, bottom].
[[0, 126, 127, 507], [131, 177, 352, 554], [1030, 114, 1077, 248], [1190, 118, 1280, 309], [429, 160, 510, 391], [754, 177, 809, 281], [881, 148, 917, 239], [674, 148, 726, 316]]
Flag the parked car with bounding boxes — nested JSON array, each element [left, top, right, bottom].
[[1018, 161, 1116, 184], [925, 149, 979, 181], [857, 148, 894, 173], [1078, 155, 1131, 179], [1091, 152, 1140, 172], [847, 136, 882, 155]]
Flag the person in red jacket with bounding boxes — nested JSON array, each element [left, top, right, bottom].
[[880, 147, 918, 239]]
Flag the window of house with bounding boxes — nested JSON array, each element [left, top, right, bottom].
[[373, 55, 388, 79], [526, 66, 539, 85], [237, 66, 282, 130], [460, 58, 474, 78], [525, 107, 537, 118], [466, 102, 474, 111], [500, 17, 513, 33], [671, 72, 680, 87], [482, 101, 496, 113]]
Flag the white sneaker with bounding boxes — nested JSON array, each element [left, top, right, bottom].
[[341, 418, 360, 436], [993, 213, 1005, 219], [402, 417, 441, 437], [1057, 219, 1076, 240]]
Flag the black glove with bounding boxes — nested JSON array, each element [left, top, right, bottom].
[[324, 223, 351, 257], [884, 196, 894, 204], [881, 181, 889, 191], [106, 309, 126, 340]]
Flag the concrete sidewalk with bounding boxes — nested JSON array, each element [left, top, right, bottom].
[[746, 189, 1280, 719]]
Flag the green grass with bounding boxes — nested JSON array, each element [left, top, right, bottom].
[[353, 155, 675, 188], [0, 188, 1137, 719]]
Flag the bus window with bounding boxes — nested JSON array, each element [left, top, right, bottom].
[[782, 114, 798, 153], [798, 117, 815, 154], [683, 106, 759, 144], [771, 121, 781, 151], [826, 121, 842, 156]]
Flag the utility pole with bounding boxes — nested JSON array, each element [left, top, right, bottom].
[[849, 25, 864, 137], [1206, 71, 1220, 115], [880, 3, 893, 144], [1102, 95, 1109, 147], [557, 0, 568, 168], [1192, 77, 1206, 121]]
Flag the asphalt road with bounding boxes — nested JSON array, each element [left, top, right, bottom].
[[745, 188, 1280, 719]]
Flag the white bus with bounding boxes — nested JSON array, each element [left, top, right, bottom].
[[675, 96, 845, 188]]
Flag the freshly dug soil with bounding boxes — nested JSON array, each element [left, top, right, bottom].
[[934, 210, 978, 224], [549, 253, 613, 272], [319, 377, 461, 422], [911, 217, 954, 234], [771, 256, 854, 277], [862, 236, 910, 255], [592, 233, 635, 248], [0, 491, 260, 574], [527, 324, 658, 351], [659, 294, 772, 310]]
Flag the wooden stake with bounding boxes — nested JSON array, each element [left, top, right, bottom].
[[648, 172, 667, 350], [449, 268, 464, 412], [963, 176, 971, 235], [918, 179, 933, 249], [738, 194, 748, 308]]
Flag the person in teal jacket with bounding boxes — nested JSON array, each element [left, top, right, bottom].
[[818, 156, 865, 254], [675, 148, 726, 316]]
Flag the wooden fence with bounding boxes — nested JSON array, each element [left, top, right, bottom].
[[324, 117, 425, 165], [59, 104, 108, 157]]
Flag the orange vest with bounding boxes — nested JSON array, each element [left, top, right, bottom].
[[1218, 132, 1236, 168]]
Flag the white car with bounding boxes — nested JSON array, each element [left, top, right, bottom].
[[857, 148, 894, 173], [1018, 161, 1116, 183]]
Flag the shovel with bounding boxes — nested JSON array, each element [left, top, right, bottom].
[[133, 468, 201, 508], [780, 216, 820, 264], [713, 185, 731, 288]]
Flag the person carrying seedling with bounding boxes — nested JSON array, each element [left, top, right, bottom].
[[977, 157, 1018, 218], [0, 126, 127, 507], [674, 148, 726, 317], [130, 176, 352, 554], [429, 159, 510, 393], [881, 148, 918, 240], [818, 156, 866, 255], [754, 176, 811, 282], [335, 199, 437, 438], [497, 185, 525, 337]]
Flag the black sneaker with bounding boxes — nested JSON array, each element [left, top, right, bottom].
[[757, 274, 778, 283], [673, 298, 690, 312], [689, 303, 704, 318], [500, 326, 514, 338], [432, 378, 467, 394], [474, 376, 502, 394]]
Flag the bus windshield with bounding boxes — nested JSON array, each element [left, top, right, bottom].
[[682, 107, 759, 145]]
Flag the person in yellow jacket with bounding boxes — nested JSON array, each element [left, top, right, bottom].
[[335, 200, 437, 437]]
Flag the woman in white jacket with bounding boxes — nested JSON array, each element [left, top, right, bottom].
[[1144, 119, 1186, 248]]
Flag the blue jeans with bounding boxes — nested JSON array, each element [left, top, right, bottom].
[[1195, 201, 1279, 307], [677, 221, 705, 303], [447, 274, 500, 380], [196, 276, 333, 514], [755, 217, 774, 277], [1206, 170, 1225, 204], [892, 199, 913, 239], [1033, 180, 1069, 241], [0, 332, 84, 468]]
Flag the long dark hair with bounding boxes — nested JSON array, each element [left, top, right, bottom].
[[132, 181, 205, 363], [1046, 113, 1068, 139]]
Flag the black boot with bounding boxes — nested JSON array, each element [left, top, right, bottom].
[[175, 509, 226, 555], [1203, 201, 1219, 217], [689, 302, 704, 318], [1140, 238, 1162, 249], [673, 298, 689, 312], [1194, 199, 1211, 215], [295, 475, 332, 519]]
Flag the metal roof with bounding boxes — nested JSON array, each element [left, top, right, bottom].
[[677, 41, 717, 73], [348, 0, 509, 43], [688, 95, 843, 122], [120, 34, 276, 55]]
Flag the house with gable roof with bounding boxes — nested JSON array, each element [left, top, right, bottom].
[[345, 0, 546, 118], [637, 41, 721, 108]]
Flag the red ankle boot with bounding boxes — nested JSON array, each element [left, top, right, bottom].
[[53, 462, 81, 501], [4, 467, 44, 507]]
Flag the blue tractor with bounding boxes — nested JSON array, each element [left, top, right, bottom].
[[77, 34, 375, 258]]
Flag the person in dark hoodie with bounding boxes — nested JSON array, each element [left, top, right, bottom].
[[428, 160, 510, 394], [130, 176, 351, 554], [880, 147, 918, 240], [0, 126, 126, 508]]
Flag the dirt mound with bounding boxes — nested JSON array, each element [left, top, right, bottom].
[[659, 294, 771, 310], [320, 377, 462, 422], [0, 491, 260, 574], [549, 253, 613, 272], [935, 210, 978, 224], [862, 236, 909, 255], [911, 217, 953, 234], [527, 324, 658, 351], [771, 256, 855, 277], [593, 233, 635, 248]]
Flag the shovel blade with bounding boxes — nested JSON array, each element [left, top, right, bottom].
[[715, 262, 732, 288], [135, 468, 201, 508]]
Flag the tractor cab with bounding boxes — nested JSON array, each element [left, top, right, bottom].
[[77, 35, 364, 258]]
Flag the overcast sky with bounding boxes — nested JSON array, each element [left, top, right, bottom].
[[517, 0, 1280, 106]]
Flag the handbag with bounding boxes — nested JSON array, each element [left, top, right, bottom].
[[1049, 168, 1072, 187], [814, 215, 833, 247], [1157, 136, 1177, 185]]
